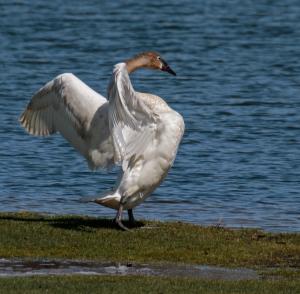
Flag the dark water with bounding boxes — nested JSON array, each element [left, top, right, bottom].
[[1, 0, 300, 232]]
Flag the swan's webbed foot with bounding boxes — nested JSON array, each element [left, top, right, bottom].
[[115, 218, 130, 231]]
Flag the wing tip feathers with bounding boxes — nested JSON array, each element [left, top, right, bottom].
[[19, 108, 52, 136]]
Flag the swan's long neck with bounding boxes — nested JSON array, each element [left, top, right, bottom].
[[125, 55, 148, 74]]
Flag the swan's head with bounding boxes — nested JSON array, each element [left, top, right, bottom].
[[143, 52, 176, 76], [126, 52, 176, 76]]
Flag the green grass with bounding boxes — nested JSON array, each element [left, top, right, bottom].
[[0, 211, 299, 268], [0, 275, 299, 294], [260, 267, 300, 280]]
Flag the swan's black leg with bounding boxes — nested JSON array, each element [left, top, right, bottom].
[[128, 209, 135, 224], [114, 204, 130, 231]]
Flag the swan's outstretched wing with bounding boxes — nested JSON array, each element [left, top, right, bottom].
[[108, 63, 158, 169], [20, 73, 114, 169]]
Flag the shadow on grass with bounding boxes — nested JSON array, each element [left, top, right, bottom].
[[50, 218, 145, 231], [0, 213, 145, 231]]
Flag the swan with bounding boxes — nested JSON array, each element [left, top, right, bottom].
[[20, 52, 185, 230]]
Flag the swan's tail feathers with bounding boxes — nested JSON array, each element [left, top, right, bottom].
[[79, 195, 100, 203], [79, 190, 121, 210]]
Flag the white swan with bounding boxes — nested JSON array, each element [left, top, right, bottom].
[[20, 52, 185, 230]]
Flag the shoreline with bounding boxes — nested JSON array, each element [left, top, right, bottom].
[[0, 211, 299, 292], [0, 211, 299, 267]]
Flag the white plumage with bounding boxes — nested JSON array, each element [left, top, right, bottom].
[[20, 52, 184, 230], [20, 73, 114, 169]]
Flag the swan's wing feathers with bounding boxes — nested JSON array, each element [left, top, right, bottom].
[[21, 74, 100, 135], [20, 79, 56, 136], [108, 63, 157, 168], [20, 73, 114, 169]]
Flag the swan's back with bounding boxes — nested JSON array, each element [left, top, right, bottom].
[[135, 92, 171, 113]]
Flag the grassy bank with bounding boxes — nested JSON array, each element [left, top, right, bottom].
[[0, 212, 299, 293], [0, 275, 299, 294], [0, 212, 299, 268]]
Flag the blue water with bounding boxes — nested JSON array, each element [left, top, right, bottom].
[[1, 0, 300, 232]]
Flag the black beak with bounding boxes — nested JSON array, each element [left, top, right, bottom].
[[161, 59, 176, 76]]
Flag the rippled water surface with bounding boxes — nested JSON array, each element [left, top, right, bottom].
[[1, 0, 300, 232]]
